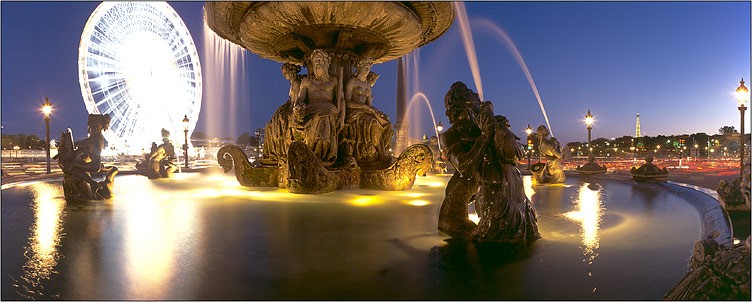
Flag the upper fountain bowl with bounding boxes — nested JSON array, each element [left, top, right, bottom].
[[204, 1, 454, 64]]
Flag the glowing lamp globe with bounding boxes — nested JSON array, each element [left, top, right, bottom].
[[736, 78, 749, 107]]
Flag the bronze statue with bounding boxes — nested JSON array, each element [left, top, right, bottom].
[[343, 58, 394, 166], [264, 63, 304, 164], [665, 234, 750, 300], [219, 50, 432, 194], [438, 82, 482, 237], [54, 114, 118, 201], [630, 156, 668, 180], [292, 49, 345, 165], [439, 82, 540, 244], [717, 146, 750, 211], [146, 129, 178, 179], [531, 125, 565, 184]]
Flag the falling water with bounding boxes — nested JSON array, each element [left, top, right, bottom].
[[475, 18, 554, 137], [403, 51, 424, 141], [453, 2, 484, 101], [404, 92, 443, 150], [201, 9, 249, 140]]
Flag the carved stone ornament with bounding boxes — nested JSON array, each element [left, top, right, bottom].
[[217, 142, 432, 194]]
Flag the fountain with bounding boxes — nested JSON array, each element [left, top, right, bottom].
[[576, 154, 608, 174], [630, 155, 669, 180], [3, 2, 749, 300], [205, 2, 454, 193]]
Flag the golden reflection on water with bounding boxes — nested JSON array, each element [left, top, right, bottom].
[[23, 183, 66, 289], [564, 183, 604, 264], [117, 178, 199, 299]]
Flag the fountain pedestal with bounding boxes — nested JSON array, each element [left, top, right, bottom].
[[575, 154, 607, 174], [630, 156, 668, 180]]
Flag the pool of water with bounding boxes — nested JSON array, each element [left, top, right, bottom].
[[1, 172, 700, 300]]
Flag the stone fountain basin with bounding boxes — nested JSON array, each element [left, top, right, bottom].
[[0, 171, 728, 300]]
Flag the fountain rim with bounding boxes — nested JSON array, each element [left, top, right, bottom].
[[203, 1, 455, 64]]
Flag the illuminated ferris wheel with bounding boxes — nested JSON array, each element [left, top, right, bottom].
[[78, 1, 202, 153]]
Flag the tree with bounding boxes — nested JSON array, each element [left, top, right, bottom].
[[237, 132, 252, 146], [719, 126, 737, 136]]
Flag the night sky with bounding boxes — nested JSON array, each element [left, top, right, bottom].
[[2, 1, 750, 145]]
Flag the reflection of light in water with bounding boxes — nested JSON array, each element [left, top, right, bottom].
[[349, 196, 382, 207], [564, 183, 603, 265], [23, 183, 66, 290], [403, 192, 426, 198], [405, 200, 430, 206], [118, 180, 198, 299]]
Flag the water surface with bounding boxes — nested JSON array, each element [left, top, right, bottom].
[[1, 173, 699, 300]]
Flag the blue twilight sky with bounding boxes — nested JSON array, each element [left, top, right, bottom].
[[1, 1, 750, 145]]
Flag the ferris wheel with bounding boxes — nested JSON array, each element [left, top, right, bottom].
[[78, 1, 202, 154]]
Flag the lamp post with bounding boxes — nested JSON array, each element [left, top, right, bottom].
[[694, 144, 699, 161], [182, 115, 189, 169], [436, 121, 443, 152], [585, 109, 593, 155], [41, 97, 52, 174], [525, 124, 533, 169], [735, 78, 748, 176], [255, 128, 261, 160]]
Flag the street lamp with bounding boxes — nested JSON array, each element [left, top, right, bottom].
[[41, 97, 52, 173], [255, 128, 262, 160], [182, 114, 189, 169], [525, 124, 533, 169], [585, 109, 593, 155], [694, 144, 699, 160], [735, 78, 748, 175]]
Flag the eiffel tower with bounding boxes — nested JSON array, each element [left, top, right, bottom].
[[635, 112, 643, 148]]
